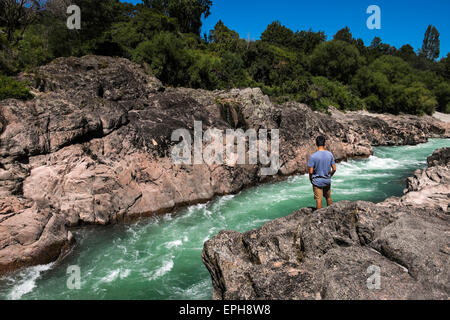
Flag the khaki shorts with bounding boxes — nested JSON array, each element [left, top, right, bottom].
[[313, 185, 331, 200]]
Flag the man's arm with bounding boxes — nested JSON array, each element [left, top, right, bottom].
[[330, 164, 337, 177], [330, 154, 336, 177], [308, 166, 314, 183]]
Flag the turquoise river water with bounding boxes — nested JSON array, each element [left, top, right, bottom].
[[0, 138, 449, 300]]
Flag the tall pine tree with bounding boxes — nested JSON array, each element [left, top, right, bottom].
[[420, 25, 440, 61]]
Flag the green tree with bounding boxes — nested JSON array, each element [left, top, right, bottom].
[[261, 21, 296, 48], [354, 38, 367, 56], [217, 51, 247, 88], [419, 25, 440, 61], [143, 0, 212, 35], [208, 20, 243, 53], [187, 50, 220, 89], [310, 40, 364, 83], [433, 81, 450, 113], [36, 0, 127, 57], [245, 41, 303, 88], [369, 37, 396, 59], [437, 53, 450, 80], [395, 44, 416, 65], [368, 56, 413, 84], [106, 7, 179, 57], [353, 66, 392, 112], [393, 82, 437, 115], [306, 76, 365, 111], [0, 0, 447, 116], [133, 32, 191, 86], [353, 56, 440, 115], [0, 0, 44, 43], [16, 24, 52, 69], [295, 29, 326, 54], [333, 26, 353, 44], [209, 20, 239, 43]]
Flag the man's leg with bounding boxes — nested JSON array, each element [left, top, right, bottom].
[[313, 186, 323, 209], [324, 185, 332, 207], [316, 198, 323, 209]]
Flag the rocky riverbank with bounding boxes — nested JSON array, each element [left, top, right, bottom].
[[1, 55, 449, 275], [202, 147, 450, 300]]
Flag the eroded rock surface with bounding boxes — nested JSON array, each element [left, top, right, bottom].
[[202, 148, 450, 300], [402, 148, 450, 211], [1, 55, 448, 275]]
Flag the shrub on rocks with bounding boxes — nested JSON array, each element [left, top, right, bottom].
[[0, 75, 32, 101]]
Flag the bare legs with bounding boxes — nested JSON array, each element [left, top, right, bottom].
[[316, 197, 332, 209], [313, 185, 332, 210], [316, 198, 322, 209]]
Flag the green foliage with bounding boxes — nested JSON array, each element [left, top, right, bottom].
[[295, 29, 326, 54], [438, 53, 450, 80], [353, 56, 439, 115], [143, 0, 212, 35], [133, 32, 190, 86], [244, 40, 306, 95], [216, 51, 248, 88], [393, 82, 437, 115], [333, 27, 353, 43], [0, 2, 448, 116], [433, 82, 450, 113], [77, 0, 125, 39], [186, 50, 250, 90], [306, 76, 365, 111], [368, 37, 396, 63], [0, 48, 15, 75], [16, 25, 52, 70], [0, 0, 43, 43], [395, 44, 416, 65], [310, 40, 364, 83], [0, 75, 32, 100], [105, 7, 180, 57], [209, 20, 243, 53], [261, 21, 296, 47], [368, 56, 413, 84], [353, 66, 391, 105], [187, 50, 220, 89]]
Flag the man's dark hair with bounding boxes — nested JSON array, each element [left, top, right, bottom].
[[316, 136, 326, 147]]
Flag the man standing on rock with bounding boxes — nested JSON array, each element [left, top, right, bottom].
[[308, 136, 337, 209]]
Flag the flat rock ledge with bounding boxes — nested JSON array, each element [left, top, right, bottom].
[[0, 55, 449, 275], [202, 148, 450, 300]]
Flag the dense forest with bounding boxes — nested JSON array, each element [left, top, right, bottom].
[[1, 0, 449, 115]]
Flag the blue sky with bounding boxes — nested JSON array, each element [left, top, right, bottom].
[[124, 0, 450, 58]]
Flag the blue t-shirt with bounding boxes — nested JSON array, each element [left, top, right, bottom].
[[307, 150, 335, 187]]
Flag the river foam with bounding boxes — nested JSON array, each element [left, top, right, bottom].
[[4, 263, 54, 300]]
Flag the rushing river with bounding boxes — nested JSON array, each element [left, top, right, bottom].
[[0, 138, 449, 300]]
